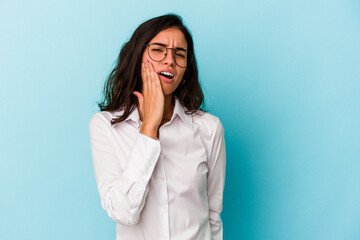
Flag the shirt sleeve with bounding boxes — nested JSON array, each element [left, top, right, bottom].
[[89, 113, 161, 225], [207, 118, 226, 240]]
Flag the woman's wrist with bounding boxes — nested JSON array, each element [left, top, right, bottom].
[[140, 123, 158, 140]]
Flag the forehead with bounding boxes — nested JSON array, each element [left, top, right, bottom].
[[149, 27, 188, 49]]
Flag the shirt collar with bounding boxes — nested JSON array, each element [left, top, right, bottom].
[[112, 96, 193, 129], [111, 105, 140, 128], [172, 96, 193, 129]]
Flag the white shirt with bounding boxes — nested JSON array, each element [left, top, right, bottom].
[[89, 96, 226, 240]]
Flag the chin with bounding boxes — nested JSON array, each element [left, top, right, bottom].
[[160, 84, 180, 96], [163, 90, 175, 96]]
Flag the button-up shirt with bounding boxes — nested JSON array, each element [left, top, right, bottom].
[[89, 96, 226, 240]]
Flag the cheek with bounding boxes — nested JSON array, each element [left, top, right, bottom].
[[142, 51, 160, 70], [176, 69, 186, 81], [142, 51, 150, 62]]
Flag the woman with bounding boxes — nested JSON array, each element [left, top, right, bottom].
[[89, 14, 226, 240]]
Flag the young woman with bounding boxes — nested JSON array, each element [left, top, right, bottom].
[[89, 14, 226, 240]]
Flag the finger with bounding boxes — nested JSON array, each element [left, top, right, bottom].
[[133, 91, 144, 111], [141, 63, 145, 83], [146, 60, 160, 80], [145, 61, 155, 91], [153, 71, 162, 89], [146, 61, 159, 90], [146, 61, 162, 91], [133, 91, 143, 104], [142, 62, 150, 96], [147, 60, 157, 73], [141, 62, 146, 90], [133, 91, 144, 120]]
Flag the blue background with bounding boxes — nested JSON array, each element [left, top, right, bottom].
[[1, 0, 359, 239]]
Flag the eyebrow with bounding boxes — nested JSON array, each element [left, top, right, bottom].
[[151, 42, 187, 52]]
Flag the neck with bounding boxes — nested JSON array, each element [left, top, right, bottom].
[[163, 94, 174, 121]]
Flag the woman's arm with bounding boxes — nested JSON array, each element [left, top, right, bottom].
[[89, 61, 164, 225], [207, 118, 226, 239], [89, 113, 161, 225]]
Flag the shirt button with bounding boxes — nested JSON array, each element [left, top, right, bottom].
[[143, 175, 146, 180], [159, 176, 164, 181], [162, 206, 167, 211]]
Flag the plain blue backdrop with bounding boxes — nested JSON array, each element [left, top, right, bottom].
[[1, 0, 359, 239]]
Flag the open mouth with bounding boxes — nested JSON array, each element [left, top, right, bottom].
[[159, 71, 174, 80]]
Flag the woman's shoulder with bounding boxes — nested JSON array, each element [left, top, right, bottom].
[[89, 110, 123, 129], [191, 110, 224, 137]]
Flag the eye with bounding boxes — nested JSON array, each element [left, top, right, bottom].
[[175, 51, 186, 58], [150, 45, 165, 52]]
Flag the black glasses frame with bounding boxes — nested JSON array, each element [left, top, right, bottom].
[[144, 43, 192, 68]]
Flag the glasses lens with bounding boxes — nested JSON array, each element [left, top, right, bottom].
[[174, 50, 188, 68], [148, 45, 166, 61]]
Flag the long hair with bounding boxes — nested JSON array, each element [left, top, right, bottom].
[[98, 14, 205, 125]]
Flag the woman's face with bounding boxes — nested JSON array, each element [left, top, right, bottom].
[[142, 27, 188, 97]]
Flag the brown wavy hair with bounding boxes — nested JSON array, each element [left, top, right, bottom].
[[98, 14, 205, 125]]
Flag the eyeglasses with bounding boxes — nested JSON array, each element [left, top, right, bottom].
[[144, 43, 192, 68]]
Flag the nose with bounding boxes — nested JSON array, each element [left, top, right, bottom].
[[162, 49, 176, 66]]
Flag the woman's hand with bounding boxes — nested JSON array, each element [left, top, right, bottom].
[[133, 60, 164, 139]]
